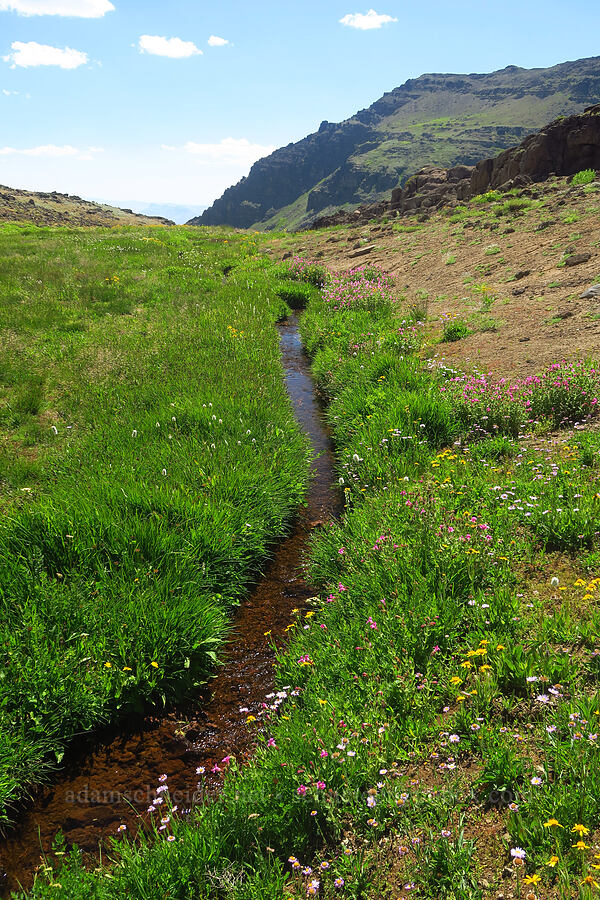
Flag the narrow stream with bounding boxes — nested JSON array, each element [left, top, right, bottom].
[[0, 313, 340, 896]]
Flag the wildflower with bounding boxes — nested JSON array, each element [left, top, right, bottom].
[[334, 878, 345, 888], [196, 766, 205, 775], [166, 835, 176, 842], [572, 824, 590, 836], [117, 824, 126, 832], [530, 776, 543, 786], [547, 855, 559, 867], [582, 876, 600, 888], [511, 847, 526, 860], [150, 661, 159, 668], [307, 880, 320, 896], [297, 785, 307, 796], [544, 818, 563, 828], [573, 840, 591, 851]]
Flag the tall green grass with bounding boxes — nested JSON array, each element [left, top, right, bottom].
[[21, 255, 600, 900], [0, 225, 310, 822]]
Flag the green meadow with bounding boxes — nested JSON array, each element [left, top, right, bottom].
[[0, 224, 310, 823], [4, 238, 600, 899]]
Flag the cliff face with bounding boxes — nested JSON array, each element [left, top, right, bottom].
[[189, 56, 600, 231], [389, 104, 600, 216]]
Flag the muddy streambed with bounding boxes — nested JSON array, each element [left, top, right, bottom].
[[0, 313, 340, 895]]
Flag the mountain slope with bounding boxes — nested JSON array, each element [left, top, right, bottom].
[[191, 56, 600, 231], [0, 186, 174, 227]]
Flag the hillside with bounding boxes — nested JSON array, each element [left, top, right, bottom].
[[0, 186, 174, 227], [192, 56, 600, 231], [269, 168, 600, 378]]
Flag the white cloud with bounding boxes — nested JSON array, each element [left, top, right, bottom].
[[3, 41, 88, 68], [160, 143, 177, 151], [2, 87, 19, 94], [138, 35, 202, 59], [0, 144, 100, 157], [0, 0, 113, 16], [182, 137, 275, 166], [340, 9, 398, 29], [207, 35, 228, 47]]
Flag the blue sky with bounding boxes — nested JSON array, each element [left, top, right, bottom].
[[1, 0, 599, 211]]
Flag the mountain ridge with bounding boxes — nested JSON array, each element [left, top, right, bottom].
[[0, 186, 174, 227], [190, 56, 600, 231]]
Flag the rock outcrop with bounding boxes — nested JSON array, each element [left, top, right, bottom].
[[390, 105, 600, 216]]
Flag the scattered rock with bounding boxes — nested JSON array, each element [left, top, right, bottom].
[[556, 308, 575, 319], [537, 220, 556, 230], [512, 287, 527, 296], [580, 283, 600, 298], [563, 252, 592, 267], [518, 336, 531, 342], [513, 269, 531, 280], [348, 245, 375, 258]]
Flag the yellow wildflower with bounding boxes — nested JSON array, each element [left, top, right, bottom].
[[573, 840, 590, 851], [547, 855, 559, 868], [544, 818, 563, 828], [572, 824, 590, 836]]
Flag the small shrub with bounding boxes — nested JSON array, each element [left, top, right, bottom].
[[493, 198, 532, 217], [572, 168, 596, 186], [472, 190, 502, 204], [441, 319, 471, 342]]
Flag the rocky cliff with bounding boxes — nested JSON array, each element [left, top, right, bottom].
[[190, 56, 600, 231], [389, 103, 600, 215]]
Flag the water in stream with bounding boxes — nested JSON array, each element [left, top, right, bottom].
[[0, 313, 340, 895]]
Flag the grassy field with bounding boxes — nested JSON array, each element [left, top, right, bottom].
[[0, 223, 311, 824], [19, 235, 600, 899]]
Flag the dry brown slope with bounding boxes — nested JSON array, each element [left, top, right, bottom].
[[270, 175, 600, 379]]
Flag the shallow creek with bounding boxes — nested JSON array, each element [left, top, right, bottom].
[[0, 313, 341, 895]]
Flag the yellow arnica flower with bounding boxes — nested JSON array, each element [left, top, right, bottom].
[[582, 876, 599, 888], [479, 664, 492, 671], [150, 661, 159, 668], [461, 661, 473, 669], [104, 662, 112, 668], [496, 644, 506, 651], [523, 874, 541, 886], [122, 666, 132, 672], [572, 824, 590, 835], [544, 818, 563, 828], [450, 676, 462, 686], [573, 841, 590, 851], [547, 855, 559, 868]]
